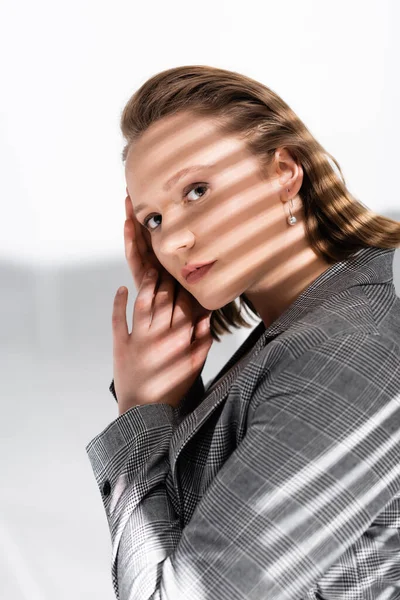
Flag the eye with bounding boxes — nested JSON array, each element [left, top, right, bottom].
[[143, 183, 209, 232]]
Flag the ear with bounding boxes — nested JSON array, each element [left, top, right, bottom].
[[275, 148, 303, 199]]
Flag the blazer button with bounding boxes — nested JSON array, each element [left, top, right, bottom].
[[102, 480, 111, 497]]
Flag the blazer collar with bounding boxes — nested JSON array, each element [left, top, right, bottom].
[[253, 246, 396, 345]]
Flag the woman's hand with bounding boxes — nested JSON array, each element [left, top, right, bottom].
[[112, 268, 213, 416], [112, 192, 214, 416]]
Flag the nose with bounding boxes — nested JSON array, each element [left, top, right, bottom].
[[159, 226, 196, 258]]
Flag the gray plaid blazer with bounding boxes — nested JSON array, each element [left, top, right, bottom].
[[86, 246, 400, 600]]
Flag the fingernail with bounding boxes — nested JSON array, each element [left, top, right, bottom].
[[147, 269, 157, 277], [117, 287, 125, 295]]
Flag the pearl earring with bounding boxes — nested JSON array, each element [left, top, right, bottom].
[[287, 189, 297, 226]]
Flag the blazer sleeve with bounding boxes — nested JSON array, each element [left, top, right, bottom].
[[87, 331, 400, 599]]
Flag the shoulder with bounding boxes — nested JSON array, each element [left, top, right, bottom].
[[249, 281, 400, 414], [247, 331, 400, 497], [259, 282, 399, 369], [250, 329, 400, 414]]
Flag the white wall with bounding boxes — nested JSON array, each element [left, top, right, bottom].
[[1, 0, 398, 267]]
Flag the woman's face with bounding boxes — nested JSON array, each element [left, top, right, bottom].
[[125, 111, 303, 311]]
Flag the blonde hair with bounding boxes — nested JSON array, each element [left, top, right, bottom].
[[120, 65, 400, 342]]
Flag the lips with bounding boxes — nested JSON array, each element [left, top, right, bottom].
[[185, 261, 217, 283], [181, 261, 216, 280]]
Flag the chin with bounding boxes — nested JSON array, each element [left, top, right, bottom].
[[193, 291, 238, 313]]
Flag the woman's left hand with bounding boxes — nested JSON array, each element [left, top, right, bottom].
[[112, 266, 214, 416]]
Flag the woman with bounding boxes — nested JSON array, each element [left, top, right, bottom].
[[86, 65, 400, 599]]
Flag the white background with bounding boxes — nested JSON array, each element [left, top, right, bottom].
[[1, 0, 399, 266], [1, 0, 399, 598]]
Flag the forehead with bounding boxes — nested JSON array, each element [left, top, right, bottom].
[[125, 112, 248, 200]]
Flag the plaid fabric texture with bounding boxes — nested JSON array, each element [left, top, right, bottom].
[[86, 246, 400, 599]]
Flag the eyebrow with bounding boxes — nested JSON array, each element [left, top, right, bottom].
[[133, 163, 215, 216]]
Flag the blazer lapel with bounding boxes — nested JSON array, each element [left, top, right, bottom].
[[169, 321, 275, 474]]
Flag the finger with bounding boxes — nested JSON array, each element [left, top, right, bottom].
[[190, 312, 213, 369], [124, 194, 159, 282], [126, 193, 147, 256], [125, 198, 151, 263], [194, 311, 213, 339], [112, 286, 129, 345], [125, 193, 133, 220], [151, 270, 176, 330], [170, 282, 196, 337], [134, 212, 153, 261], [132, 268, 159, 331], [124, 217, 142, 284], [124, 194, 145, 267]]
